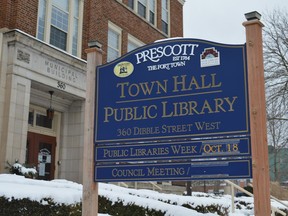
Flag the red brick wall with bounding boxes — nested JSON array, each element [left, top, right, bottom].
[[0, 0, 10, 28], [0, 0, 183, 61], [170, 0, 183, 37], [82, 0, 183, 61], [0, 0, 38, 36]]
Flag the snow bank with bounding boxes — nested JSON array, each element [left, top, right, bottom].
[[1, 174, 287, 216]]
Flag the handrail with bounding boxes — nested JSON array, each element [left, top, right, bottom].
[[148, 181, 162, 191], [118, 182, 129, 188], [248, 183, 288, 210], [118, 181, 162, 191], [225, 180, 286, 216], [225, 180, 253, 196]]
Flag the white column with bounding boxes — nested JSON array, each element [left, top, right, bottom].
[[0, 74, 31, 170]]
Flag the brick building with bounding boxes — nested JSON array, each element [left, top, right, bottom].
[[0, 0, 184, 183]]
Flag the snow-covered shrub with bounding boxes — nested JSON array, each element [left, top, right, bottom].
[[0, 196, 81, 216], [6, 161, 37, 178]]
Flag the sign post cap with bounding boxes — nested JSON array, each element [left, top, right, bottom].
[[245, 11, 261, 21], [88, 40, 102, 49]]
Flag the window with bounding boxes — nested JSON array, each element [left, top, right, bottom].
[[128, 0, 134, 9], [128, 0, 156, 25], [148, 0, 155, 25], [107, 23, 122, 62], [36, 113, 53, 129], [127, 41, 139, 53], [50, 0, 69, 51], [28, 110, 53, 130], [138, 0, 146, 18], [28, 106, 58, 137], [127, 34, 144, 52], [36, 0, 83, 57], [161, 0, 169, 35]]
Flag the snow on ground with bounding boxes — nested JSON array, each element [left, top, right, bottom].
[[0, 174, 287, 215]]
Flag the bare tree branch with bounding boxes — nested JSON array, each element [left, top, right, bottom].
[[263, 9, 288, 182]]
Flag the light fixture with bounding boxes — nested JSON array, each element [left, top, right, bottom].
[[46, 91, 54, 120]]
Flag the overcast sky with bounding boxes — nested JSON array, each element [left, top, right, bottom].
[[183, 0, 288, 44]]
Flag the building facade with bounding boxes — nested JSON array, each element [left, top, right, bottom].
[[0, 0, 184, 183]]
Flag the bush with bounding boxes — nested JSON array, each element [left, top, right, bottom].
[[2, 194, 287, 216], [181, 203, 229, 216], [0, 195, 232, 216], [0, 196, 81, 216], [98, 196, 165, 216], [6, 161, 37, 179]]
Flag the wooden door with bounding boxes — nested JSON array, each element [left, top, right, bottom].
[[27, 132, 56, 180]]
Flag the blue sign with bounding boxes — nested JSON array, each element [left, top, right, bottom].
[[94, 159, 252, 182], [95, 39, 249, 143], [95, 137, 251, 162]]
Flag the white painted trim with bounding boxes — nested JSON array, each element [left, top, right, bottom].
[[67, 0, 74, 54], [77, 0, 84, 57], [108, 21, 122, 61], [44, 0, 52, 43], [161, 0, 170, 36], [127, 34, 145, 52]]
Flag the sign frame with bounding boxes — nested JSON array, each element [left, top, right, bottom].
[[95, 137, 251, 162], [95, 39, 250, 144], [95, 158, 252, 182]]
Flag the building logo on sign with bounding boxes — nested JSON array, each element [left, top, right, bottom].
[[114, 61, 134, 78], [200, 47, 220, 68]]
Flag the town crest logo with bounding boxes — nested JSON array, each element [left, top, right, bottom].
[[114, 61, 134, 78], [200, 47, 220, 68]]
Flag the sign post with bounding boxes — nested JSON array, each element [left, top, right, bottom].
[[89, 12, 271, 216], [243, 12, 271, 215], [82, 44, 103, 216]]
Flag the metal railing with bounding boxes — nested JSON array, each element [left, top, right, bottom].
[[148, 181, 162, 191], [225, 180, 287, 216], [117, 182, 129, 188], [134, 181, 162, 191], [117, 181, 162, 191]]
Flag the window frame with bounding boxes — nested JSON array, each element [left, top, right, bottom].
[[128, 0, 156, 26], [127, 34, 145, 52], [28, 106, 58, 137], [107, 22, 122, 62], [161, 0, 170, 35], [36, 0, 84, 57]]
